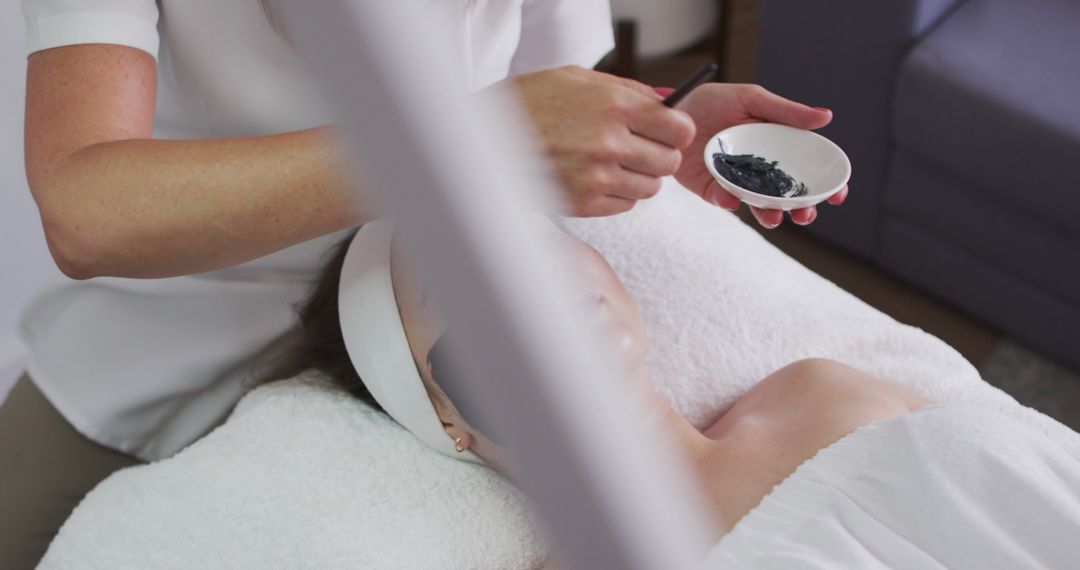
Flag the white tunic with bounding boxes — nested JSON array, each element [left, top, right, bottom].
[[19, 0, 613, 461]]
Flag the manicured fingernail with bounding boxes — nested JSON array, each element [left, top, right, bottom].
[[814, 106, 832, 113], [709, 194, 738, 211]]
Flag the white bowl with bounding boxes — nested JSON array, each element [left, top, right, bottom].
[[703, 123, 851, 211]]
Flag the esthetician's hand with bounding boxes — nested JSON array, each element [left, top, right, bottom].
[[507, 66, 696, 217], [670, 83, 849, 228]]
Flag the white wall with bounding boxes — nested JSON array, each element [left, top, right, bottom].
[[0, 1, 62, 401]]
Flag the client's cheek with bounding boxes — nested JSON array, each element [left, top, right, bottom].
[[577, 293, 648, 366], [600, 317, 648, 368], [619, 326, 649, 368], [610, 324, 643, 356]]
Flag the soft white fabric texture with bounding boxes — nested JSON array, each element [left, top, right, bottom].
[[18, 0, 613, 461], [41, 376, 549, 570], [338, 221, 481, 463], [42, 179, 1080, 568], [709, 403, 1080, 569]]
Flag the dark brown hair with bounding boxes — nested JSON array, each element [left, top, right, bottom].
[[261, 229, 500, 443], [260, 228, 382, 411]]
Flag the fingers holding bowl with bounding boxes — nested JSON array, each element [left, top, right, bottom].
[[789, 207, 817, 226], [762, 183, 844, 227], [704, 183, 805, 229], [707, 183, 841, 228], [701, 124, 850, 228], [749, 206, 784, 229], [704, 181, 743, 211], [786, 183, 846, 225], [827, 184, 849, 206]]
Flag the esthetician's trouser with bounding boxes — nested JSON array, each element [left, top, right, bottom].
[[0, 374, 142, 568]]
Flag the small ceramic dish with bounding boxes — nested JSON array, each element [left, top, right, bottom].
[[703, 123, 851, 211]]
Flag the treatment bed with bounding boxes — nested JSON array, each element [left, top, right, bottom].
[[39, 178, 1080, 569]]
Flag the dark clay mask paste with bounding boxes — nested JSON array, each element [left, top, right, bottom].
[[713, 141, 808, 198]]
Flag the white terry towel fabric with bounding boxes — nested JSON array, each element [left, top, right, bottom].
[[42, 179, 1080, 568], [41, 377, 549, 570], [560, 181, 1079, 456], [709, 403, 1080, 569]]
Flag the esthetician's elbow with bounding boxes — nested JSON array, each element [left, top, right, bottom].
[[34, 188, 107, 281], [40, 216, 101, 281]]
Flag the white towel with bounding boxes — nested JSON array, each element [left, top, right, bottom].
[[41, 377, 549, 570], [709, 403, 1080, 569], [41, 179, 1080, 568], [562, 181, 1079, 456]]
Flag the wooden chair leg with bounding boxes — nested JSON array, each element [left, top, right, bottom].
[[612, 18, 638, 79], [715, 0, 735, 81]]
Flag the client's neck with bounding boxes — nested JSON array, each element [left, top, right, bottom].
[[634, 371, 731, 538], [630, 370, 714, 459]]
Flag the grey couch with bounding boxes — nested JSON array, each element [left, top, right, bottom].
[[756, 0, 1080, 368]]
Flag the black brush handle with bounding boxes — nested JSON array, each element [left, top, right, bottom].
[[661, 62, 718, 108]]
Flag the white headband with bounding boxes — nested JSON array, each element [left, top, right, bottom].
[[338, 220, 482, 464]]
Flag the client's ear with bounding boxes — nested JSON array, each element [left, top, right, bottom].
[[443, 422, 473, 452], [427, 380, 472, 451]]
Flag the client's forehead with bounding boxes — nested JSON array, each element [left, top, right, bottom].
[[388, 226, 619, 359], [389, 238, 445, 368]]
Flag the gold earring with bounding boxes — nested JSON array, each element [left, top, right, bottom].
[[454, 437, 465, 453]]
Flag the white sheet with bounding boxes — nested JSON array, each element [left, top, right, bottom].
[[41, 179, 1080, 568], [710, 403, 1080, 569]]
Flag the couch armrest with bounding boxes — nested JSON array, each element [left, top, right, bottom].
[[755, 0, 966, 258]]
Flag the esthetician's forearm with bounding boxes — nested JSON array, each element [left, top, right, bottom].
[[30, 127, 365, 280], [25, 44, 366, 280]]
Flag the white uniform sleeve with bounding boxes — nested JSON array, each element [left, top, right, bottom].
[[22, 0, 160, 59], [509, 0, 614, 75]]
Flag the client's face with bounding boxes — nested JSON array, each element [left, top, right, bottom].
[[391, 226, 649, 469]]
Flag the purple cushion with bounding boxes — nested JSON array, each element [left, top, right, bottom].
[[884, 149, 1080, 308], [880, 218, 1080, 370], [892, 0, 1080, 237]]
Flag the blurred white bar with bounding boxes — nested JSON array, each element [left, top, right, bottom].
[[275, 1, 716, 568]]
